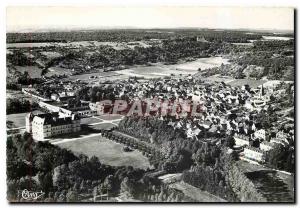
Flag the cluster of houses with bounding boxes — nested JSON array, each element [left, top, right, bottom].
[[23, 75, 294, 160], [234, 129, 291, 164], [86, 77, 293, 166]]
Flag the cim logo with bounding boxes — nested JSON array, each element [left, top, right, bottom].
[[21, 189, 45, 200]]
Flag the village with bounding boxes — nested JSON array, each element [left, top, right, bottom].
[[18, 71, 294, 168], [5, 10, 295, 202]]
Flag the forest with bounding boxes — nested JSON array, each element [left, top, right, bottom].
[[117, 115, 240, 201], [7, 29, 264, 43]]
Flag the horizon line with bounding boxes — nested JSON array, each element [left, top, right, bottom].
[[6, 26, 294, 34]]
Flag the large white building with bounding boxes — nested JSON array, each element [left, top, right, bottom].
[[234, 133, 250, 147], [243, 146, 265, 163], [26, 112, 81, 140]]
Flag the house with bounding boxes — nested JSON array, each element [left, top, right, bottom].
[[243, 146, 265, 163], [89, 102, 107, 115], [234, 133, 250, 147], [260, 141, 275, 152], [26, 112, 81, 140], [270, 131, 289, 145], [254, 129, 266, 140], [56, 95, 76, 103]]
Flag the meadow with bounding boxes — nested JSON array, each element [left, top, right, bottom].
[[56, 135, 151, 169]]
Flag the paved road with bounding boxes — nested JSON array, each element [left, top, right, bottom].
[[50, 132, 104, 145], [50, 116, 123, 144]]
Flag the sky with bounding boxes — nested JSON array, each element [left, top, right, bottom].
[[6, 6, 294, 32]]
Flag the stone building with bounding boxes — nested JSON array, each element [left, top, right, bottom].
[[26, 111, 81, 140]]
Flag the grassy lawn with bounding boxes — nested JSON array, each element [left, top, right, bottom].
[[6, 112, 27, 128], [90, 123, 116, 130], [56, 136, 151, 169], [227, 79, 267, 88], [81, 117, 103, 125], [95, 114, 123, 121], [201, 75, 234, 84]]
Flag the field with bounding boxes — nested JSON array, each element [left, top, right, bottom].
[[56, 135, 151, 169], [47, 66, 72, 77], [115, 57, 229, 78], [171, 57, 229, 71], [227, 79, 267, 88], [66, 71, 123, 83], [6, 90, 32, 100], [95, 114, 123, 121], [201, 74, 267, 88], [81, 117, 103, 125], [6, 112, 27, 128], [14, 66, 43, 78], [201, 75, 234, 83], [91, 123, 116, 130]]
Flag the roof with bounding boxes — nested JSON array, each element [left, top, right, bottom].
[[234, 133, 250, 141], [261, 141, 275, 146], [58, 96, 76, 102], [32, 112, 79, 126], [244, 146, 264, 153]]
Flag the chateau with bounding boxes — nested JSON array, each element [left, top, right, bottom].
[[26, 111, 81, 140]]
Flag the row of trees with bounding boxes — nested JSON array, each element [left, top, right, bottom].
[[264, 143, 294, 173], [182, 144, 239, 202], [6, 98, 39, 115], [227, 163, 267, 202]]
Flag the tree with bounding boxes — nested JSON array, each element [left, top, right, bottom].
[[120, 177, 134, 198], [103, 175, 116, 194], [52, 164, 68, 189], [66, 189, 79, 202], [225, 136, 235, 148], [38, 172, 53, 193], [57, 191, 66, 202], [264, 143, 294, 172], [35, 152, 52, 172]]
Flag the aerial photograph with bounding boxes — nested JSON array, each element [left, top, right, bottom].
[[6, 6, 295, 203]]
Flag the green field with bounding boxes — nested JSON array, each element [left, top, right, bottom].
[[56, 136, 151, 169]]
